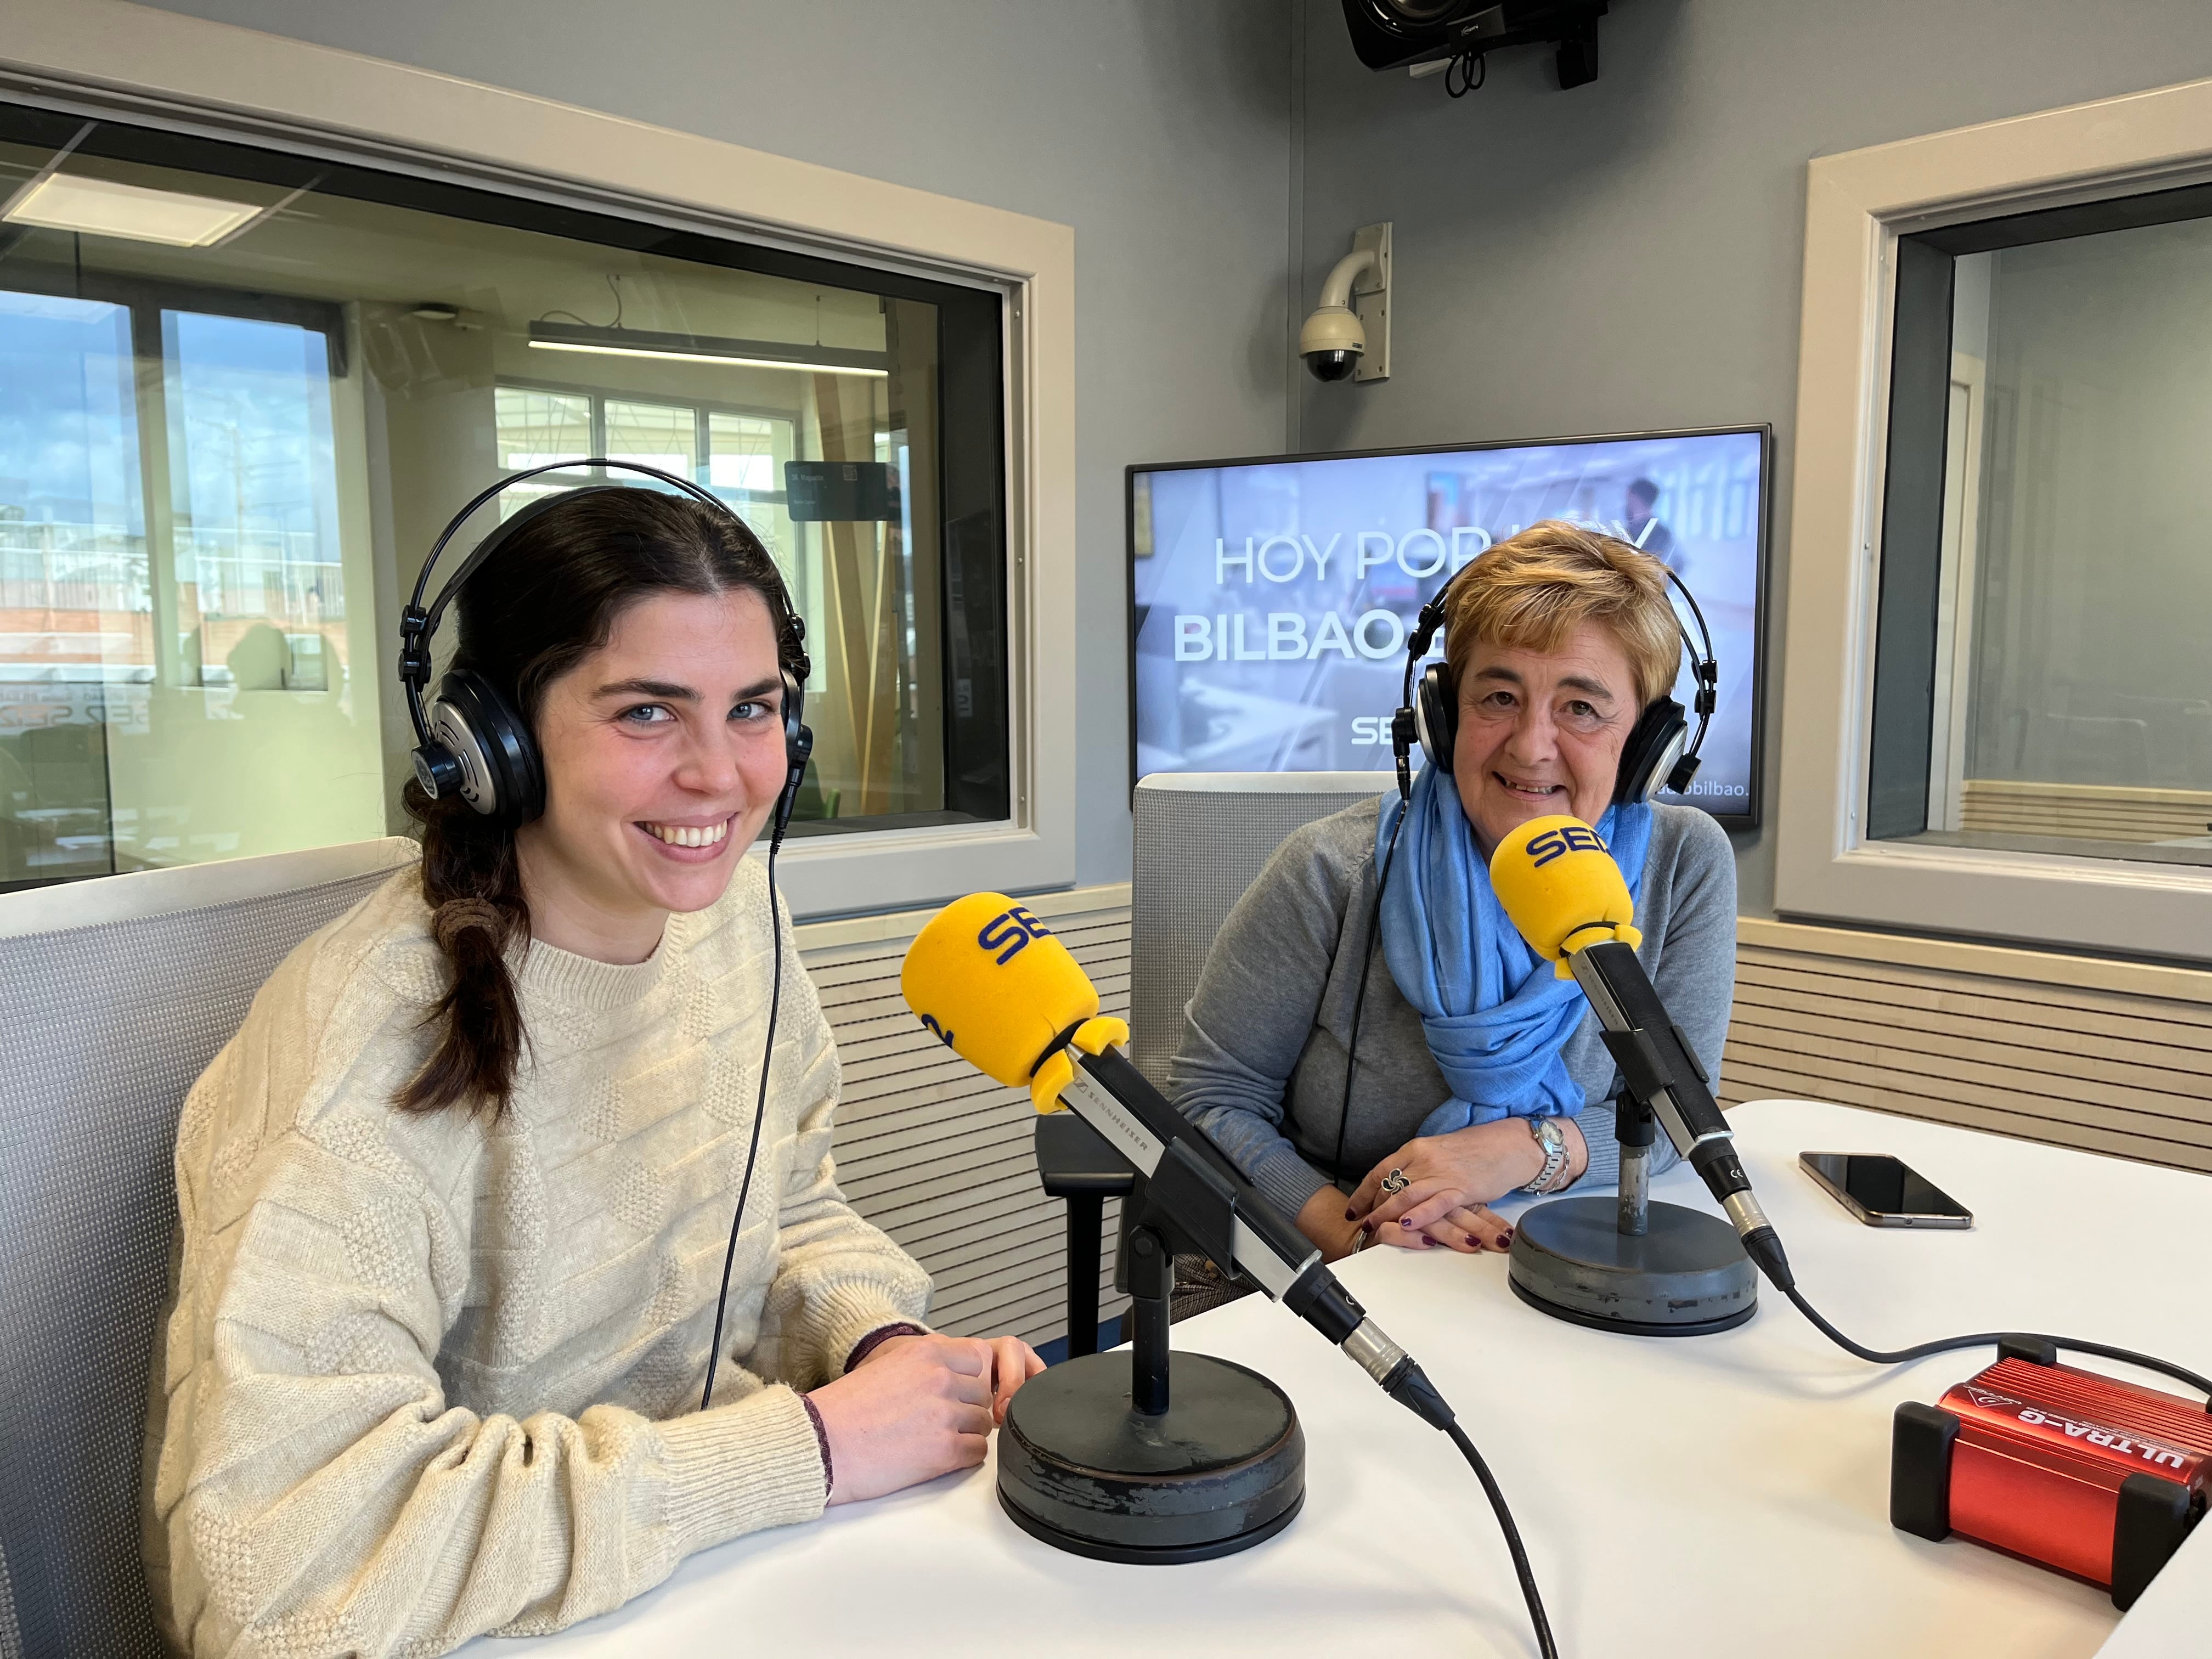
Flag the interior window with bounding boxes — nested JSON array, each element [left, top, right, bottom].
[[0, 101, 1009, 890], [1866, 187, 2212, 868]]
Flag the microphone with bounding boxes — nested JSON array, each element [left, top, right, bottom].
[[900, 892, 1455, 1427], [1488, 816, 1795, 1292]]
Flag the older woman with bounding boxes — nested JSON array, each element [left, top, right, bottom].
[[1169, 521, 1736, 1264]]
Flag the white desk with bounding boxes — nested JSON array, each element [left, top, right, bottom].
[[490, 1100, 2212, 1658]]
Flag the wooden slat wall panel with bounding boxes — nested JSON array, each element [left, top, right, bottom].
[[1722, 942, 2212, 1175], [807, 907, 1131, 1348], [1958, 779, 2212, 843]]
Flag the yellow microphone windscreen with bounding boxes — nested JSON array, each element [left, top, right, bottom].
[[1488, 814, 1642, 971], [900, 893, 1101, 1088]]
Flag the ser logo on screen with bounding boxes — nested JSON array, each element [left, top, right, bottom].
[[1526, 824, 1607, 867], [1348, 716, 1389, 746], [978, 905, 1053, 964]]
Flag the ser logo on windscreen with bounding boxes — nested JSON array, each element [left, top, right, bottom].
[[978, 905, 1053, 964], [1526, 825, 1607, 867]]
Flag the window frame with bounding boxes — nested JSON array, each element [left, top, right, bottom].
[[0, 4, 1077, 920], [1778, 74, 2212, 963]]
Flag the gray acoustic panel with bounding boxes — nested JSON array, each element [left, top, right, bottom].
[[0, 1534, 20, 1659], [0, 862, 403, 1659], [1130, 775, 1387, 1088]]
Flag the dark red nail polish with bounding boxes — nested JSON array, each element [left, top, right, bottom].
[[1498, 1230, 1514, 1248], [1400, 1217, 1416, 1228], [1344, 1208, 1356, 1222]]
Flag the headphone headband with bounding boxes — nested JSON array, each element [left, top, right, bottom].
[[1390, 533, 1719, 803], [399, 459, 814, 838], [399, 460, 808, 718]]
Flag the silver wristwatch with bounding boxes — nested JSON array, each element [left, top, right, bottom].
[[1522, 1115, 1570, 1194]]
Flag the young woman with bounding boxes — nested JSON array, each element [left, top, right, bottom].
[[1169, 521, 1737, 1262], [146, 488, 1042, 1655]]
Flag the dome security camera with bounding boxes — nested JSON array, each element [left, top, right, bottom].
[[1299, 302, 1366, 383], [1299, 225, 1390, 384]]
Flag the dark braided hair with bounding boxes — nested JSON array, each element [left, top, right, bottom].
[[397, 488, 798, 1116]]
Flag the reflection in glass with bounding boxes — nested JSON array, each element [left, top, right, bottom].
[[164, 310, 342, 692], [0, 291, 140, 884]]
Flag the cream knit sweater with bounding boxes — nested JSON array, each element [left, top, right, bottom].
[[144, 860, 931, 1657]]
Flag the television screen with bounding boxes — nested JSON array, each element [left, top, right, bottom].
[[1127, 426, 1769, 826]]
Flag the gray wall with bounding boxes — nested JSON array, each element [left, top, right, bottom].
[[134, 0, 1300, 896], [1292, 0, 2212, 915]]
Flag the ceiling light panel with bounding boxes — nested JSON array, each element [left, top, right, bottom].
[[4, 173, 263, 247]]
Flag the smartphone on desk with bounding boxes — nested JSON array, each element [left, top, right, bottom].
[[1799, 1152, 1973, 1228]]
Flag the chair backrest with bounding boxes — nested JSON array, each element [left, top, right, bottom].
[[0, 839, 419, 1659], [1129, 772, 1389, 1087]]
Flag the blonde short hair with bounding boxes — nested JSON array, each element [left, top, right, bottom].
[[1441, 520, 1681, 708]]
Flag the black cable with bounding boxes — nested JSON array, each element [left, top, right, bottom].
[[700, 838, 788, 1413], [1444, 49, 1488, 98], [1331, 804, 1407, 1183], [1380, 1359, 1558, 1658], [1780, 1281, 2212, 1402], [1445, 1419, 1560, 1659]]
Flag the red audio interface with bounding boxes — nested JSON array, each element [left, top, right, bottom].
[[1892, 1341, 2210, 1607]]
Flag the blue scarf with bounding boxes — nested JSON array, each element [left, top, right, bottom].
[[1374, 767, 1654, 1137]]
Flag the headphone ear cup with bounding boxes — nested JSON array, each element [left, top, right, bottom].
[[1414, 663, 1458, 774], [433, 670, 544, 823], [1613, 697, 1689, 805], [774, 668, 812, 841], [781, 669, 806, 765]]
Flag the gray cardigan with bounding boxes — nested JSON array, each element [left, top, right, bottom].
[[1166, 796, 1738, 1222]]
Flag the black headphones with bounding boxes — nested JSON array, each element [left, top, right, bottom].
[[396, 459, 815, 846], [1386, 545, 1719, 808], [1330, 539, 1722, 1186]]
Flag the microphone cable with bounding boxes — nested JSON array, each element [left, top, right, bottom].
[[1363, 1358, 1558, 1658], [699, 835, 788, 1413], [1778, 1279, 2212, 1402], [1730, 1230, 2212, 1401], [1447, 1418, 1559, 1659]]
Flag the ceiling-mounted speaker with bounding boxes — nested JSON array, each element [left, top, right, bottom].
[[1340, 0, 1611, 87]]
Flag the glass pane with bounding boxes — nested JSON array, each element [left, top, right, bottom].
[[1870, 207, 2212, 867], [494, 386, 593, 519], [164, 309, 342, 691], [0, 100, 1006, 889], [0, 290, 140, 887], [707, 411, 797, 613], [602, 398, 697, 481], [132, 307, 383, 868]]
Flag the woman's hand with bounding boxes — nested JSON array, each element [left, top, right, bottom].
[[808, 1332, 1043, 1505], [1346, 1118, 1588, 1245], [1364, 1200, 1516, 1254], [1299, 1179, 1509, 1257], [1295, 1187, 1369, 1261]]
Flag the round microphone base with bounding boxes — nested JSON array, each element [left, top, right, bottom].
[[1508, 1195, 1757, 1337], [996, 1351, 1305, 1564]]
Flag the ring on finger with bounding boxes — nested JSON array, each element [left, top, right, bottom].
[[1379, 1167, 1411, 1196]]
